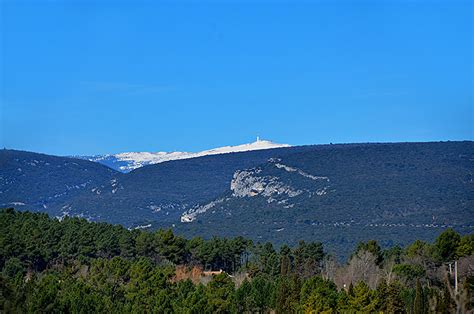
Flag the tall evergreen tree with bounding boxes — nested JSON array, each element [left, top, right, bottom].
[[386, 281, 406, 314], [376, 279, 388, 312], [435, 228, 461, 261], [414, 278, 425, 314], [280, 254, 291, 277]]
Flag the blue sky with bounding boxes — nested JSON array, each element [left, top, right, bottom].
[[1, 0, 472, 155]]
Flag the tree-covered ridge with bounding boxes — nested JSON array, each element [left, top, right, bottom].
[[2, 141, 472, 259], [176, 141, 474, 258], [1, 208, 473, 313], [0, 149, 119, 215], [0, 146, 313, 225]]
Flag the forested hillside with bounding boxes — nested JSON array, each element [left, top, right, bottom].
[[176, 141, 474, 257], [1, 208, 473, 313], [1, 141, 473, 257], [62, 145, 314, 225], [0, 146, 312, 224], [0, 149, 119, 219]]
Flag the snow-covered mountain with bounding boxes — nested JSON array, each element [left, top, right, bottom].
[[76, 138, 290, 172]]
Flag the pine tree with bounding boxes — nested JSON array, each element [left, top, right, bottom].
[[434, 228, 461, 261], [275, 277, 291, 314], [280, 254, 291, 277], [376, 279, 388, 312], [300, 277, 338, 312], [348, 281, 378, 312], [348, 282, 354, 297], [386, 281, 406, 314], [436, 285, 455, 313], [414, 278, 425, 314], [234, 278, 251, 312]]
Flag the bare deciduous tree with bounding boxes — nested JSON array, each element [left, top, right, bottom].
[[336, 250, 381, 289]]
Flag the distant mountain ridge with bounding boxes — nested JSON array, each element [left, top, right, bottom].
[[0, 149, 118, 218], [76, 138, 290, 172], [2, 141, 473, 258], [174, 141, 474, 256]]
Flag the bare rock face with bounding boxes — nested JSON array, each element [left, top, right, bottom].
[[230, 169, 304, 199], [181, 159, 332, 223], [181, 198, 226, 223]]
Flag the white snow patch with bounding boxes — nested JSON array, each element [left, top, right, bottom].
[[80, 139, 290, 172]]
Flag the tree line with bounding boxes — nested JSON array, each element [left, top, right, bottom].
[[0, 208, 473, 313]]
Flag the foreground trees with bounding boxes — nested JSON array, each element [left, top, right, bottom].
[[0, 208, 473, 313]]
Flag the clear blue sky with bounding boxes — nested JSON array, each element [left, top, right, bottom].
[[1, 0, 472, 156]]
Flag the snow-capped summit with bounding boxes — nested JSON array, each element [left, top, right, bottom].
[[196, 137, 289, 156], [77, 138, 290, 172]]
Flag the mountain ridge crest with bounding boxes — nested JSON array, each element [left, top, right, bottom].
[[77, 138, 290, 172]]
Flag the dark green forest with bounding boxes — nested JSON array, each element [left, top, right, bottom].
[[1, 208, 473, 313], [2, 142, 473, 260]]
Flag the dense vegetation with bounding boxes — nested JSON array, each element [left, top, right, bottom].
[[1, 208, 473, 313], [0, 149, 118, 213], [1, 141, 473, 258], [0, 146, 312, 224], [177, 141, 474, 257]]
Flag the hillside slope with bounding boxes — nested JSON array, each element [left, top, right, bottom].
[[0, 149, 119, 218], [175, 141, 474, 256], [1, 141, 473, 257], [60, 145, 313, 225]]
